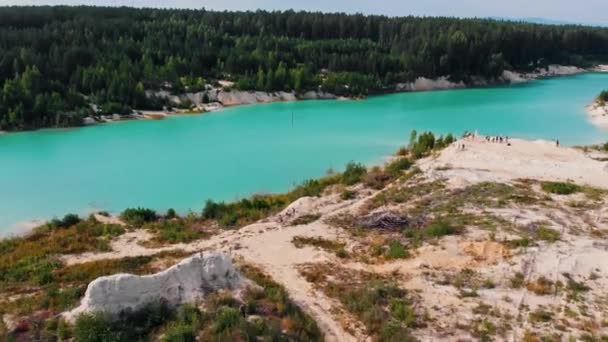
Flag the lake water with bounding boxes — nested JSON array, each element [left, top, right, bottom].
[[1, 73, 607, 234]]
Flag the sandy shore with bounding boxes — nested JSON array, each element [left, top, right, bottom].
[[587, 101, 608, 130], [592, 64, 608, 72]]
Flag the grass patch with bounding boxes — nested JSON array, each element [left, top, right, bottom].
[[120, 207, 158, 227], [564, 273, 590, 301], [340, 189, 357, 200], [290, 214, 322, 226], [144, 219, 204, 245], [541, 182, 581, 195], [202, 173, 341, 228], [529, 308, 554, 323], [423, 221, 461, 238], [386, 240, 410, 259], [534, 227, 560, 243], [0, 216, 126, 290], [292, 236, 347, 258], [342, 161, 367, 185]]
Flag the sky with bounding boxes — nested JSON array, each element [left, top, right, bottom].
[[1, 0, 607, 26]]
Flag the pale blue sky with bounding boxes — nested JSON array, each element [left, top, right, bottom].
[[2, 0, 607, 26]]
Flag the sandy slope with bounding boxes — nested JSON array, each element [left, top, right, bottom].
[[419, 137, 608, 189], [587, 101, 608, 130]]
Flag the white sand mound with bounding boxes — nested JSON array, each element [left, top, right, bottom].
[[420, 137, 608, 189], [65, 252, 245, 320], [587, 102, 608, 130]]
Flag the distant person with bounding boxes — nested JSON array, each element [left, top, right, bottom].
[[556, 139, 560, 147]]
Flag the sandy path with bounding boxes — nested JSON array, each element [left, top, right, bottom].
[[63, 212, 361, 341]]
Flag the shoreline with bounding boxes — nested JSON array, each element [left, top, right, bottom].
[[1, 65, 606, 136], [587, 100, 608, 130], [3, 134, 606, 239]]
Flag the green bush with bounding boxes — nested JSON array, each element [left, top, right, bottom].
[[50, 213, 81, 229], [599, 90, 608, 102], [364, 166, 390, 190], [166, 208, 177, 219], [100, 102, 132, 115], [73, 312, 118, 342], [534, 227, 560, 242], [386, 240, 409, 259], [162, 323, 195, 342], [149, 220, 201, 244], [120, 207, 158, 227], [423, 221, 459, 238], [541, 181, 581, 195], [74, 301, 173, 341], [390, 299, 417, 328], [341, 190, 357, 200], [385, 158, 412, 178], [342, 161, 367, 185], [213, 307, 243, 333]]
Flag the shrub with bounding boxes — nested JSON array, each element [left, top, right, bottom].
[[336, 247, 349, 258], [74, 301, 173, 341], [342, 161, 367, 185], [73, 312, 117, 342], [510, 272, 525, 288], [341, 190, 357, 200], [386, 240, 409, 259], [50, 213, 81, 229], [290, 214, 321, 226], [599, 90, 608, 102], [534, 227, 560, 242], [120, 207, 158, 227], [166, 208, 177, 219], [423, 221, 459, 238], [162, 323, 195, 342], [100, 102, 132, 115], [213, 307, 242, 333], [390, 299, 417, 327], [148, 220, 202, 244], [378, 323, 416, 342], [385, 158, 412, 178], [541, 181, 581, 195], [526, 276, 554, 295], [364, 166, 390, 190], [529, 309, 553, 323]]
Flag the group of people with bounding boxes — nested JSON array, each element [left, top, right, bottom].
[[485, 135, 510, 145], [457, 130, 563, 151], [456, 130, 513, 149]]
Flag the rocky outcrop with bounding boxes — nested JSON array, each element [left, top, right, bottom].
[[65, 252, 245, 320], [592, 65, 608, 72], [396, 76, 466, 92], [299, 91, 338, 100], [501, 64, 585, 83], [217, 90, 297, 106]]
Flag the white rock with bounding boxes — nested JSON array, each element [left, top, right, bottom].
[[65, 252, 245, 321], [83, 117, 97, 125]]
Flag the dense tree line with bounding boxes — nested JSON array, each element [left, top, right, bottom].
[[1, 6, 608, 131]]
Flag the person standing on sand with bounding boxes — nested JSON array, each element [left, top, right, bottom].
[[556, 139, 560, 147]]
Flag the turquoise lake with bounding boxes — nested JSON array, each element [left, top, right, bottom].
[[1, 73, 607, 234]]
